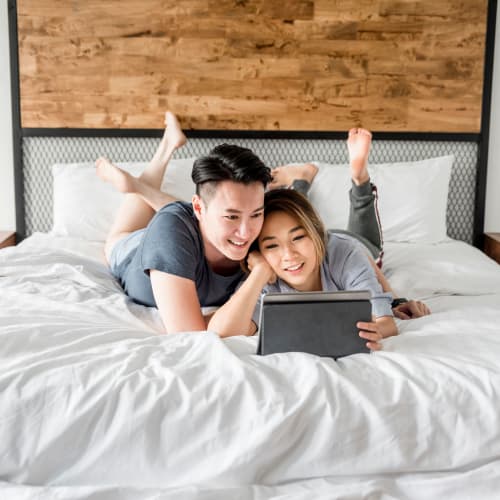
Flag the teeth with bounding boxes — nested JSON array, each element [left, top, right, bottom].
[[229, 240, 246, 247], [286, 263, 302, 271]]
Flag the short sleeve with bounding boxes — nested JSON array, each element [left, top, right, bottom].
[[139, 204, 201, 281]]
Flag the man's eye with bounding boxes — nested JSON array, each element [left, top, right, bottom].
[[251, 212, 264, 219], [224, 215, 238, 221]]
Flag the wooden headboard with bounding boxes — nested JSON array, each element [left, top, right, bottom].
[[16, 0, 489, 133]]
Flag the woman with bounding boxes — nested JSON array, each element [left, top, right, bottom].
[[207, 188, 396, 350], [265, 130, 430, 321], [207, 129, 401, 349]]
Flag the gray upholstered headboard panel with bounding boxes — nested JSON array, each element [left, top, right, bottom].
[[22, 136, 478, 243]]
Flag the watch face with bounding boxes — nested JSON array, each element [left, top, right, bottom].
[[392, 298, 408, 307]]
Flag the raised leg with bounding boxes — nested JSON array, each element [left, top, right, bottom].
[[95, 158, 175, 212], [96, 111, 186, 262], [347, 128, 371, 186], [267, 130, 382, 261], [345, 128, 383, 261]]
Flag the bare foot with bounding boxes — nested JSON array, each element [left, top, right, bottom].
[[137, 111, 187, 188], [347, 128, 372, 186], [268, 163, 318, 190], [162, 111, 186, 152], [95, 157, 136, 193], [149, 111, 187, 168]]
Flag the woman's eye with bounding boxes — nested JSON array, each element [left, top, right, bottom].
[[264, 244, 278, 250], [293, 234, 306, 241]]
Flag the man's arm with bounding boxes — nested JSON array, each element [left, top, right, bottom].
[[150, 270, 206, 334]]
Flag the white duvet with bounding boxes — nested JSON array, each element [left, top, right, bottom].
[[1, 234, 500, 499]]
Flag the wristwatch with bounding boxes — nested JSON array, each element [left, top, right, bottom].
[[291, 179, 311, 194], [391, 297, 409, 308]]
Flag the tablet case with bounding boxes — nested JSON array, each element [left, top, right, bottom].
[[257, 290, 372, 359]]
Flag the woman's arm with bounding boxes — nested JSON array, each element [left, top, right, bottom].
[[208, 252, 275, 338], [357, 315, 398, 351], [367, 255, 431, 319]]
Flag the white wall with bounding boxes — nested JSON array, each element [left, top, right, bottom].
[[0, 0, 15, 231], [485, 3, 500, 233], [0, 2, 499, 234]]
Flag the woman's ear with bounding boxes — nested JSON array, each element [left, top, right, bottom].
[[192, 194, 204, 221]]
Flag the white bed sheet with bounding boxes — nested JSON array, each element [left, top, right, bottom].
[[1, 234, 500, 498], [1, 462, 500, 500]]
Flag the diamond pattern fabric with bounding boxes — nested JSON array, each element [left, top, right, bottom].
[[22, 137, 478, 243]]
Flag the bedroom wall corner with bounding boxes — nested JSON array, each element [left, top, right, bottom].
[[0, 0, 15, 232], [486, 1, 500, 232]]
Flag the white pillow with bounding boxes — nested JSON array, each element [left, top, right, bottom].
[[307, 163, 352, 230], [52, 155, 453, 244], [307, 155, 454, 243], [369, 156, 453, 243], [52, 159, 196, 241]]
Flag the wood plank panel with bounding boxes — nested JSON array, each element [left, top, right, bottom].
[[17, 0, 488, 132]]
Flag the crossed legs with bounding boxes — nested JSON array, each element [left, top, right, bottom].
[[268, 128, 371, 187], [96, 111, 186, 262]]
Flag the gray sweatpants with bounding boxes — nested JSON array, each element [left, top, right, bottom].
[[292, 179, 383, 262]]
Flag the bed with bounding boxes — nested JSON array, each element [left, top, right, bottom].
[[1, 149, 500, 499]]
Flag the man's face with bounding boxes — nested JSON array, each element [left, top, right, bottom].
[[194, 180, 265, 263]]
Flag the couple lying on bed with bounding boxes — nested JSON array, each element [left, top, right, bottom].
[[96, 111, 430, 351]]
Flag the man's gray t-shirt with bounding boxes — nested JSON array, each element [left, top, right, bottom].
[[250, 231, 393, 326], [110, 201, 244, 308]]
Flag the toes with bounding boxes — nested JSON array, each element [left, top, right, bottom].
[[95, 157, 107, 168]]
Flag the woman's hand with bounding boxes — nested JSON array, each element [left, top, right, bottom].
[[392, 300, 431, 320], [357, 316, 398, 351], [247, 251, 276, 284]]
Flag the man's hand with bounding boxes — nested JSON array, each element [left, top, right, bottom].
[[393, 300, 431, 320]]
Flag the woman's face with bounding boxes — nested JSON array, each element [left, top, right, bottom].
[[258, 211, 321, 291]]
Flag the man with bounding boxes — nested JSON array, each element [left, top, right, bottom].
[[96, 112, 272, 334]]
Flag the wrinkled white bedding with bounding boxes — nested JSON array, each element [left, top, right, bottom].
[[1, 234, 500, 499]]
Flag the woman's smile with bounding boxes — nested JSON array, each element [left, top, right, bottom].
[[259, 211, 321, 291], [284, 262, 304, 273]]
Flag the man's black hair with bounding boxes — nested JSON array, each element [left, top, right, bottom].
[[191, 144, 272, 200]]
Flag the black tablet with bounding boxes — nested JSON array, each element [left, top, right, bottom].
[[257, 290, 372, 359]]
